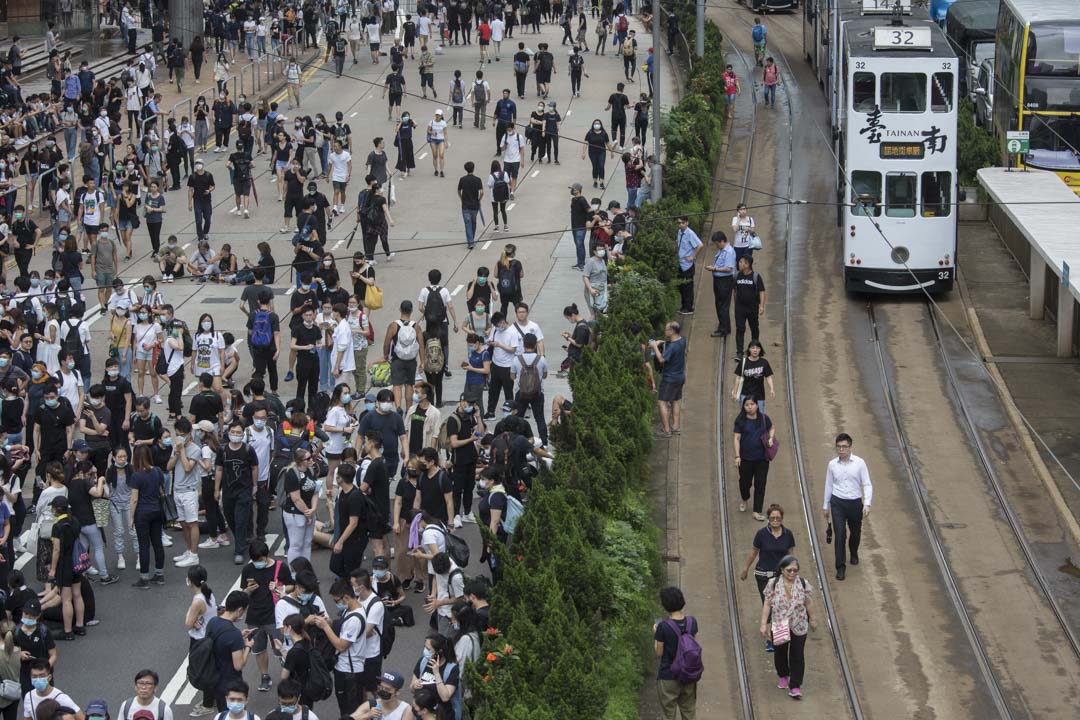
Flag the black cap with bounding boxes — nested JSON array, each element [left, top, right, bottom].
[[23, 599, 41, 616], [307, 182, 318, 192], [372, 555, 389, 569]]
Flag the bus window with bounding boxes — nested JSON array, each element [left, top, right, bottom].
[[853, 72, 876, 112], [851, 171, 881, 217], [921, 172, 951, 217], [1025, 24, 1080, 76], [931, 73, 953, 112], [881, 73, 927, 113], [885, 173, 917, 217]]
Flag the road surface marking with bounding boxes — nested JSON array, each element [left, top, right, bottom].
[[84, 306, 104, 326], [332, 240, 344, 249], [350, 112, 358, 117], [482, 240, 492, 250], [530, 170, 540, 177], [184, 381, 198, 394], [507, 203, 516, 212], [285, 286, 295, 295], [418, 152, 429, 160], [451, 284, 464, 296], [182, 243, 191, 250]]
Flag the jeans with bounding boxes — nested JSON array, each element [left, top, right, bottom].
[[64, 127, 78, 159], [588, 149, 606, 181], [110, 502, 139, 558], [282, 511, 315, 564], [773, 632, 807, 689], [134, 509, 165, 577], [572, 228, 587, 267], [222, 491, 253, 558], [462, 207, 479, 246], [763, 84, 776, 106], [79, 524, 108, 576], [712, 275, 734, 334], [627, 187, 638, 208], [829, 495, 864, 569], [193, 198, 212, 239], [318, 346, 333, 392]]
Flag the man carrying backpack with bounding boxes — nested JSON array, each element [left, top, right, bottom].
[[510, 332, 548, 447], [376, 300, 424, 412], [621, 29, 638, 82], [532, 42, 554, 98], [247, 290, 282, 393], [418, 270, 459, 396], [469, 70, 491, 129], [653, 585, 702, 719]]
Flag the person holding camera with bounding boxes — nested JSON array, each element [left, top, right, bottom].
[[649, 321, 685, 439]]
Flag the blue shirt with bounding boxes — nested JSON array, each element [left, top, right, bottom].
[[661, 337, 687, 383], [712, 244, 736, 277], [495, 98, 517, 123], [677, 227, 702, 271], [646, 54, 654, 75], [466, 348, 491, 386]]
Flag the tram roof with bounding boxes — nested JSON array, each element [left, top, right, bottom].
[[844, 17, 958, 59], [944, 0, 997, 42], [1001, 0, 1080, 25]]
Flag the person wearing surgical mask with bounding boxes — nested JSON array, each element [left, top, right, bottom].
[[321, 384, 357, 516], [280, 447, 318, 565], [582, 117, 614, 188], [582, 241, 609, 319], [183, 564, 219, 715], [54, 347, 84, 415], [216, 425, 260, 566], [245, 407, 274, 544], [25, 661, 78, 709]]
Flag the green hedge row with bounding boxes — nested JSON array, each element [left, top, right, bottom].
[[464, 17, 727, 719]]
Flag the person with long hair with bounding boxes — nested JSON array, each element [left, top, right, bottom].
[[128, 445, 166, 589], [192, 313, 227, 393], [408, 633, 460, 720], [132, 305, 163, 403], [105, 446, 139, 570], [582, 117, 614, 188], [46, 495, 84, 639], [278, 620, 314, 705], [487, 160, 510, 233], [493, 244, 523, 317], [280, 448, 318, 564], [197, 425, 229, 550], [732, 395, 775, 520], [0, 618, 20, 720], [183, 564, 218, 714]]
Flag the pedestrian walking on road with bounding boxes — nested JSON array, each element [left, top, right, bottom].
[[760, 555, 816, 700], [705, 231, 735, 337], [740, 503, 796, 652], [654, 585, 700, 719], [458, 162, 485, 248], [733, 256, 765, 358], [650, 321, 685, 438], [763, 57, 781, 107], [569, 182, 591, 269], [675, 216, 702, 315], [582, 119, 614, 188], [427, 110, 449, 177], [732, 340, 775, 414], [731, 203, 757, 261], [733, 396, 775, 519], [822, 433, 872, 581], [394, 113, 418, 177]]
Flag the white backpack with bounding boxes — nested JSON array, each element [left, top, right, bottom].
[[394, 320, 420, 360]]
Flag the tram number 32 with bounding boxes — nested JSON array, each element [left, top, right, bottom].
[[938, 271, 951, 280], [889, 30, 916, 45]]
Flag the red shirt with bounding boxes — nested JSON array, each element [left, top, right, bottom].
[[478, 23, 492, 41]]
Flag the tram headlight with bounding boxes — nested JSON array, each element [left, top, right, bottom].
[[890, 246, 910, 265]]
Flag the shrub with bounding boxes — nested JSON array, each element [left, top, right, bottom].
[[958, 98, 1000, 185]]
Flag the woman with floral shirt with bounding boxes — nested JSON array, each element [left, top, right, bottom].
[[760, 555, 817, 700]]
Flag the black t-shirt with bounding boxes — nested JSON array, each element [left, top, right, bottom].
[[15, 623, 54, 686], [66, 476, 97, 525], [216, 444, 259, 495], [477, 487, 507, 534], [284, 169, 308, 198], [282, 468, 316, 514], [417, 469, 453, 522], [365, 194, 388, 228], [407, 406, 428, 456], [446, 412, 478, 465], [457, 174, 484, 210], [240, 559, 294, 625], [102, 375, 133, 417], [570, 195, 591, 230], [734, 356, 773, 401], [291, 323, 321, 354], [608, 92, 629, 119], [206, 616, 245, 684], [283, 640, 312, 687], [339, 485, 369, 539], [289, 290, 317, 327], [585, 128, 610, 151], [734, 271, 765, 308], [358, 456, 390, 521], [358, 411, 405, 464], [130, 413, 162, 443], [752, 525, 796, 574], [569, 320, 591, 362], [189, 390, 224, 424], [35, 403, 75, 453], [51, 516, 79, 570], [229, 152, 252, 181], [395, 476, 418, 517], [187, 172, 215, 200], [654, 616, 697, 680]]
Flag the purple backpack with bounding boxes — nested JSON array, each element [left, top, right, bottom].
[[666, 617, 703, 683]]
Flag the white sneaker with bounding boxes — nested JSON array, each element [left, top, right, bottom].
[[229, 206, 240, 214], [153, 394, 163, 404], [463, 512, 477, 524], [176, 553, 199, 568], [198, 538, 220, 549], [116, 556, 126, 570], [173, 550, 192, 562], [161, 534, 174, 547], [453, 514, 463, 529], [85, 567, 100, 576], [243, 209, 250, 218], [386, 252, 395, 262]]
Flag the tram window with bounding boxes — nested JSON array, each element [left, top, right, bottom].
[[851, 171, 882, 217], [881, 73, 927, 113], [930, 73, 953, 113], [885, 173, 917, 217], [852, 72, 876, 112], [920, 172, 952, 217]]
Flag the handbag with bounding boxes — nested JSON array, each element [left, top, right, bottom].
[[771, 616, 791, 645], [0, 678, 22, 701], [155, 345, 168, 375], [748, 232, 763, 251], [364, 284, 384, 310], [158, 468, 178, 523], [761, 414, 779, 461]]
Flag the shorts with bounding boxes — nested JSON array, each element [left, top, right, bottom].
[[369, 42, 380, 51], [117, 219, 133, 231], [404, 35, 415, 47], [234, 179, 251, 196], [275, 159, 289, 172], [390, 357, 417, 386], [83, 223, 100, 236], [504, 161, 520, 179], [536, 71, 551, 84], [247, 623, 281, 655], [96, 271, 116, 287], [726, 93, 737, 103], [388, 92, 402, 107], [658, 380, 684, 402], [430, 138, 444, 145], [332, 180, 347, 192], [326, 451, 343, 461], [284, 196, 302, 218], [462, 383, 484, 404], [479, 39, 489, 46], [174, 490, 199, 523], [135, 346, 155, 361]]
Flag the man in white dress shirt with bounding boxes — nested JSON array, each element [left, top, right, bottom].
[[822, 432, 872, 581]]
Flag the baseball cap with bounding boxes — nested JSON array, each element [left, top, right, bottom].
[[194, 420, 216, 434], [72, 439, 90, 453], [86, 700, 109, 718], [569, 182, 583, 192], [132, 711, 155, 720], [23, 598, 42, 616], [378, 671, 404, 689], [50, 495, 70, 510], [372, 555, 389, 569], [365, 391, 378, 402]]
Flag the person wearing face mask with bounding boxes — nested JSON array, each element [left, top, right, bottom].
[[273, 668, 315, 720], [408, 632, 460, 717], [105, 447, 139, 570], [351, 670, 410, 720], [9, 204, 40, 279], [308, 579, 366, 715], [186, 160, 215, 242], [22, 660, 78, 718], [239, 538, 294, 692], [444, 395, 483, 529], [356, 387, 407, 479], [243, 407, 275, 544], [192, 315, 227, 393], [168, 418, 204, 568], [346, 569, 384, 694], [184, 564, 218, 717], [162, 320, 187, 421], [215, 425, 260, 565], [280, 448, 318, 564], [357, 434, 391, 559], [464, 265, 492, 319], [581, 241, 609, 320], [53, 348, 84, 417], [290, 307, 323, 411], [14, 601, 54, 696]]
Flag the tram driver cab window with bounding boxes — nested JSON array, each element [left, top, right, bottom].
[[852, 72, 876, 112], [885, 173, 917, 217], [881, 73, 927, 113], [851, 171, 882, 217]]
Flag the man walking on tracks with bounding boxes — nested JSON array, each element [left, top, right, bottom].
[[822, 433, 873, 581]]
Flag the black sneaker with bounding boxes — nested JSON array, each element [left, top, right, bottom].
[[444, 369, 452, 378], [132, 578, 151, 590], [73, 626, 87, 636], [151, 574, 165, 585], [99, 574, 120, 586], [413, 582, 426, 594], [258, 675, 272, 692]]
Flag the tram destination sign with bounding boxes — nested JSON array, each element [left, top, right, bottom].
[[862, 0, 911, 14], [873, 26, 933, 50], [879, 142, 926, 159]]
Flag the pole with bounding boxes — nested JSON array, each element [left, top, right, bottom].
[[652, 4, 663, 201], [696, 0, 704, 58]]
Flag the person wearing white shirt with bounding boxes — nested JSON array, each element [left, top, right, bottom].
[[510, 303, 545, 356], [352, 569, 386, 687], [490, 17, 505, 59], [365, 17, 382, 63], [499, 127, 525, 198], [331, 305, 356, 384], [327, 141, 352, 213], [274, 574, 327, 655], [118, 669, 175, 720], [22, 666, 80, 720], [822, 432, 872, 580], [417, 12, 432, 43], [484, 312, 521, 419], [425, 552, 465, 637], [310, 580, 366, 714], [509, 332, 549, 445]]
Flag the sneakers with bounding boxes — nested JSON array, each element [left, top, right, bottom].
[[161, 534, 174, 547], [153, 394, 163, 404], [151, 574, 166, 585], [216, 534, 231, 545], [753, 512, 766, 521], [132, 578, 151, 590], [190, 706, 217, 718], [503, 224, 509, 231], [453, 514, 463, 529], [116, 556, 126, 570], [789, 688, 802, 700], [765, 639, 774, 652], [462, 512, 476, 524], [174, 550, 192, 563], [99, 574, 120, 586], [229, 206, 240, 214], [198, 538, 221, 549], [777, 676, 789, 690], [284, 370, 296, 382], [234, 554, 245, 565], [386, 253, 395, 261], [243, 209, 251, 218], [176, 553, 200, 567], [258, 675, 272, 692], [738, 502, 747, 512], [163, 273, 174, 283]]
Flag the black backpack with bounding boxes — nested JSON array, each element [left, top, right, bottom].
[[387, 72, 404, 94], [424, 285, 447, 325], [497, 262, 518, 294], [19, 297, 39, 333], [310, 391, 331, 424], [365, 595, 396, 659], [302, 647, 334, 701], [62, 319, 85, 361], [429, 523, 470, 568], [187, 620, 225, 691]]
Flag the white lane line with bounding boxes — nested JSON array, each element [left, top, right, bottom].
[[161, 533, 279, 705], [84, 305, 105, 326], [182, 243, 191, 250], [16, 552, 32, 570], [350, 112, 358, 117], [418, 152, 429, 160], [451, 284, 464, 296], [285, 286, 295, 295], [332, 240, 344, 250], [507, 203, 516, 212], [530, 170, 540, 178], [177, 682, 198, 706], [482, 240, 492, 250], [184, 381, 198, 394], [235, 338, 246, 346], [565, 110, 572, 116]]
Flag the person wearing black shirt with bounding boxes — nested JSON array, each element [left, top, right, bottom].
[[281, 162, 311, 233], [415, 448, 453, 522], [733, 256, 766, 358], [444, 399, 481, 525], [305, 183, 331, 245], [605, 83, 630, 148], [10, 205, 40, 278], [357, 436, 390, 555], [240, 538, 294, 692], [32, 387, 74, 480], [457, 162, 484, 249], [101, 358, 133, 452], [227, 142, 253, 217], [189, 372, 225, 427], [568, 183, 591, 269], [128, 398, 163, 451], [14, 600, 55, 693], [289, 307, 322, 409], [215, 426, 260, 563], [206, 592, 253, 711], [186, 161, 215, 241], [332, 462, 368, 578]]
